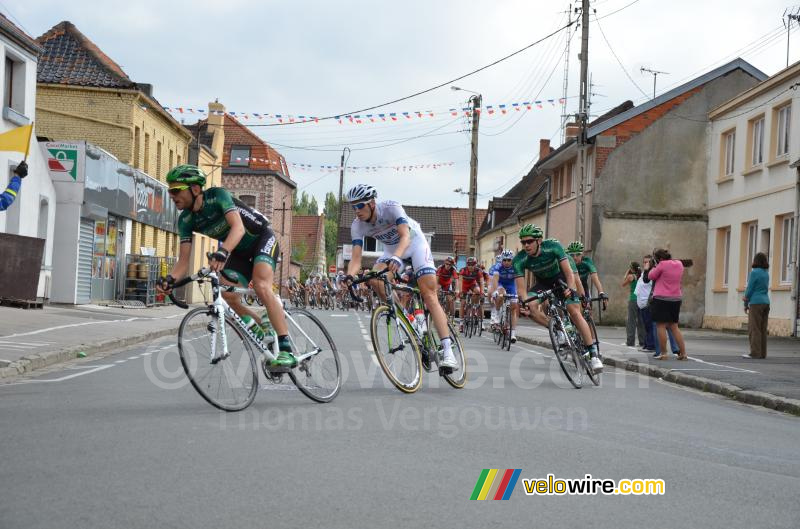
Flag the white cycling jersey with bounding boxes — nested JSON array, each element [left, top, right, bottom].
[[350, 200, 435, 277]]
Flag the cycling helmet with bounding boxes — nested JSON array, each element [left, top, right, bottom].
[[519, 224, 543, 239], [500, 249, 514, 260], [345, 184, 377, 203], [466, 257, 477, 265], [566, 241, 585, 254], [545, 238, 560, 244], [445, 256, 454, 264], [166, 164, 206, 187]]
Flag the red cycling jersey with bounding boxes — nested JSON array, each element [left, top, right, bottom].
[[459, 266, 482, 291], [436, 264, 458, 288]]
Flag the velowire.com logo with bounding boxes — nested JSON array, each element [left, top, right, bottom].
[[469, 469, 522, 500]]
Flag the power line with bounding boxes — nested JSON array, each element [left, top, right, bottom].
[[593, 14, 649, 98], [596, 0, 641, 20]]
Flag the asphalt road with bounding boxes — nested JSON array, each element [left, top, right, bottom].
[[1, 309, 798, 529]]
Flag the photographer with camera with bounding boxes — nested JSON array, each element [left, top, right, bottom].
[[643, 248, 687, 360], [621, 261, 646, 347]]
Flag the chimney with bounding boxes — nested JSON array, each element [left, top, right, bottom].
[[207, 100, 225, 131], [135, 83, 153, 98], [565, 122, 579, 140], [539, 139, 551, 160]]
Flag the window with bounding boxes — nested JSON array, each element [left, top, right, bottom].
[[168, 149, 174, 172], [156, 141, 162, 179], [3, 55, 24, 114], [748, 116, 764, 166], [133, 127, 141, 168], [363, 236, 377, 252], [742, 222, 758, 286], [230, 146, 250, 166], [239, 194, 256, 208], [780, 215, 795, 284], [144, 133, 150, 173], [722, 228, 731, 287], [776, 104, 791, 157], [722, 130, 735, 177]]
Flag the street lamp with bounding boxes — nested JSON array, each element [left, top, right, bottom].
[[450, 86, 482, 257]]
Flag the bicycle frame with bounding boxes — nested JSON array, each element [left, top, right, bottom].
[[169, 269, 323, 365]]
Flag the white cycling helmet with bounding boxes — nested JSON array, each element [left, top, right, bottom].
[[500, 249, 514, 260], [345, 184, 377, 203]]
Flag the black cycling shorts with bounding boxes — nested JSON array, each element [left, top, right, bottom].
[[221, 227, 280, 286], [529, 272, 580, 306]]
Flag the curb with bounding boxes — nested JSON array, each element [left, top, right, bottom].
[[0, 328, 178, 380], [516, 335, 800, 417]]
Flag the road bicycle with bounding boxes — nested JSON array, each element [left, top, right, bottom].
[[437, 288, 457, 329], [460, 293, 484, 339], [167, 267, 342, 411], [521, 283, 599, 389], [349, 269, 467, 393], [492, 293, 516, 351]]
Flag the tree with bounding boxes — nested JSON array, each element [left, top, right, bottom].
[[293, 190, 319, 216]]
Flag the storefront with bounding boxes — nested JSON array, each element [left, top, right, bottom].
[[47, 141, 179, 304]]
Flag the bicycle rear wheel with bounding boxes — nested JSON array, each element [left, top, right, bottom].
[[425, 317, 467, 388], [284, 308, 342, 402], [371, 305, 423, 393], [178, 307, 258, 411], [548, 317, 582, 389]]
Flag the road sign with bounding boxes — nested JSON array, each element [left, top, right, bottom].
[[329, 265, 336, 273]]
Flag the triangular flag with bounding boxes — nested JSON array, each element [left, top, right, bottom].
[[0, 123, 33, 157]]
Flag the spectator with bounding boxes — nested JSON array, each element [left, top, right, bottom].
[[621, 261, 646, 347], [646, 248, 687, 360], [743, 252, 770, 359], [634, 255, 655, 351], [0, 160, 28, 211]]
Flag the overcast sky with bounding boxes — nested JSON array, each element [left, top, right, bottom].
[[7, 0, 799, 209]]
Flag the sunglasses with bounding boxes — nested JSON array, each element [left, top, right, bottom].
[[351, 202, 369, 210], [520, 239, 538, 245], [168, 185, 189, 195]]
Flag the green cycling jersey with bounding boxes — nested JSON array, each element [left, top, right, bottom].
[[178, 187, 270, 250], [512, 239, 568, 280]]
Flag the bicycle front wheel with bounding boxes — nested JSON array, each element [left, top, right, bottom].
[[548, 317, 582, 389], [286, 308, 342, 402], [371, 305, 423, 393], [178, 307, 258, 411]]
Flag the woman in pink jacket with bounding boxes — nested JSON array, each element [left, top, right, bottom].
[[646, 248, 687, 360]]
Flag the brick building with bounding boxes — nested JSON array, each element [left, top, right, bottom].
[[34, 21, 192, 258], [291, 214, 326, 279], [220, 114, 296, 286]]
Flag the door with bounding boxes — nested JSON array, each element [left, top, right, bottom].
[[77, 218, 93, 304]]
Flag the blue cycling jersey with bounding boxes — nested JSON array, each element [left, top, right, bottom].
[[492, 262, 517, 295]]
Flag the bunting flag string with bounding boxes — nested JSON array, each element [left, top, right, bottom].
[[162, 97, 565, 125], [233, 156, 455, 173]]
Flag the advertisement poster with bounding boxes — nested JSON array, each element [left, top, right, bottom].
[[94, 220, 106, 256], [107, 218, 118, 257]]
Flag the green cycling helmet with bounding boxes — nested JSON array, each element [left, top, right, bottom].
[[166, 164, 206, 187], [566, 241, 584, 254], [519, 224, 543, 239]]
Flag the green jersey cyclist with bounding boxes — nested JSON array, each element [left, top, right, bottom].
[[565, 241, 608, 310], [156, 164, 298, 371], [514, 224, 603, 373]]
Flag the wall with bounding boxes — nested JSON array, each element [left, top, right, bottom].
[[591, 69, 762, 326], [0, 36, 56, 299]]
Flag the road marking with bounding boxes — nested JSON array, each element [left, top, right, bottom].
[[127, 356, 139, 360], [0, 344, 35, 350], [114, 360, 126, 364], [0, 314, 183, 339], [0, 340, 52, 346], [24, 364, 114, 382], [686, 356, 759, 374], [330, 314, 349, 318], [142, 352, 153, 356]]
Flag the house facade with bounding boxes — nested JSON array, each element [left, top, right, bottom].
[[0, 14, 56, 301], [536, 59, 766, 325], [704, 61, 800, 336], [291, 214, 326, 279]]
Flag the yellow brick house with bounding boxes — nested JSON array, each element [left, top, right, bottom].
[[34, 21, 192, 259]]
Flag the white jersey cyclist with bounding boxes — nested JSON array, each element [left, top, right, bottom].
[[350, 200, 436, 279]]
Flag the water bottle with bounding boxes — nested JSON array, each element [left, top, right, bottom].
[[241, 315, 265, 341], [261, 311, 276, 339]]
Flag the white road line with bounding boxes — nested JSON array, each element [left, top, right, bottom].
[[686, 356, 759, 374], [142, 352, 153, 356], [114, 360, 126, 364], [0, 344, 34, 350], [24, 364, 114, 383], [127, 356, 139, 360], [0, 314, 182, 339], [0, 340, 52, 346], [330, 314, 349, 318]]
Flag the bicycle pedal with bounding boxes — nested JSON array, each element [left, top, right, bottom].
[[438, 366, 454, 376]]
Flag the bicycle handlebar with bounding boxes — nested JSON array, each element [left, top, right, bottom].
[[347, 269, 389, 303], [165, 267, 212, 310]]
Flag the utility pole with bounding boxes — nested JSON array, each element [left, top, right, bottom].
[[467, 94, 481, 256], [336, 147, 349, 267], [640, 67, 669, 100], [575, 0, 590, 243], [276, 197, 292, 297], [785, 9, 800, 68], [560, 3, 574, 144]]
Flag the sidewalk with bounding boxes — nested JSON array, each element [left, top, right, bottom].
[[513, 321, 800, 415], [0, 303, 190, 378]]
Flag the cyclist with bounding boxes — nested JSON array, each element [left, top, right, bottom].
[[157, 164, 297, 371], [344, 184, 457, 369], [436, 256, 458, 322], [457, 257, 483, 332], [513, 224, 603, 373], [334, 269, 348, 307], [566, 241, 608, 310], [488, 249, 519, 343]]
